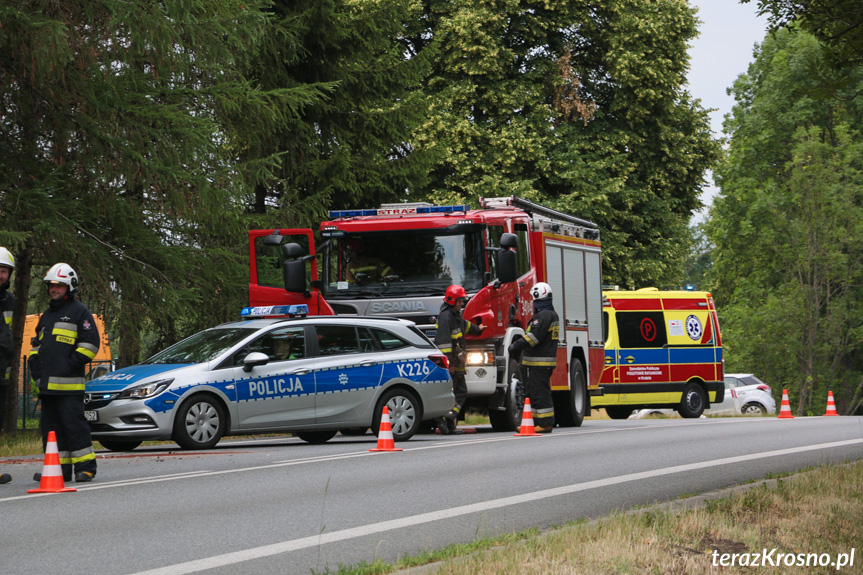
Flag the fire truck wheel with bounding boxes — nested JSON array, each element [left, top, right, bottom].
[[374, 387, 421, 441], [97, 439, 143, 452], [296, 431, 338, 444], [679, 382, 707, 418], [490, 359, 524, 432], [555, 358, 588, 427]]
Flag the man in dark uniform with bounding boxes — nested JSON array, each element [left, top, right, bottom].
[[29, 263, 100, 483], [0, 248, 15, 484], [434, 284, 485, 433], [508, 282, 559, 433]]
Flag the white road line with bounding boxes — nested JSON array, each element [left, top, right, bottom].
[[127, 438, 863, 575]]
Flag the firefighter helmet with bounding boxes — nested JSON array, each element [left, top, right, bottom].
[[530, 282, 552, 300], [444, 284, 467, 306], [44, 263, 79, 294], [0, 247, 14, 270]]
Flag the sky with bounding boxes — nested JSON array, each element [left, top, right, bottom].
[[686, 0, 769, 223]]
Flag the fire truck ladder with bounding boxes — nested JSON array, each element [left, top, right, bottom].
[[480, 196, 600, 239]]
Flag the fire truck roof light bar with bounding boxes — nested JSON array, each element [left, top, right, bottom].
[[480, 196, 599, 230], [328, 204, 469, 219]]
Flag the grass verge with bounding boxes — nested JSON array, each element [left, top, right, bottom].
[[313, 460, 862, 575]]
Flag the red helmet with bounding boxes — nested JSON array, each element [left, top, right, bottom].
[[444, 284, 467, 306]]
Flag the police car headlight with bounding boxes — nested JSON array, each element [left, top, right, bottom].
[[466, 350, 495, 366], [118, 379, 173, 399]]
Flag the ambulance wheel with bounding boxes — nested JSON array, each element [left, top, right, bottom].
[[173, 394, 226, 450], [679, 383, 707, 418], [296, 431, 338, 444], [490, 359, 523, 432], [97, 439, 142, 452], [556, 359, 588, 427], [605, 406, 634, 420], [374, 388, 421, 442]]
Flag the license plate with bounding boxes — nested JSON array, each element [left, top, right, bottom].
[[84, 410, 98, 422]]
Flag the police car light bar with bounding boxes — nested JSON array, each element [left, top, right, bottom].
[[241, 305, 309, 318], [328, 204, 469, 218]]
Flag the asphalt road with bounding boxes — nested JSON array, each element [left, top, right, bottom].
[[2, 416, 862, 575]]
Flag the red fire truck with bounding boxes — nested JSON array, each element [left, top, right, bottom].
[[247, 196, 604, 431]]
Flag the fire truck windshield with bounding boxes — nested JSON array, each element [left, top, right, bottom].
[[322, 229, 486, 298]]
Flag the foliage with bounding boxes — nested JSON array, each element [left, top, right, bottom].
[[411, 0, 721, 288], [708, 28, 863, 415]]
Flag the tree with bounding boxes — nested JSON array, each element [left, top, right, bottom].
[[0, 0, 285, 431], [708, 28, 863, 415], [410, 0, 720, 288]]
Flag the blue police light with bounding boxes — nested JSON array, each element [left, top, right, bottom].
[[241, 305, 309, 318], [685, 284, 695, 291]]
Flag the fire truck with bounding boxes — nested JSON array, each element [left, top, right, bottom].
[[247, 196, 604, 431]]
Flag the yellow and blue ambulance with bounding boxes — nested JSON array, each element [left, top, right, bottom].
[[592, 288, 723, 419]]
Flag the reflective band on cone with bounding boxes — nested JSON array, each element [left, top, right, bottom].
[[777, 389, 794, 419], [824, 391, 839, 416], [514, 398, 541, 437], [370, 406, 403, 452], [28, 431, 76, 493]]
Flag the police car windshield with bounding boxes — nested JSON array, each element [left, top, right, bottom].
[[144, 327, 257, 364], [323, 229, 486, 298]]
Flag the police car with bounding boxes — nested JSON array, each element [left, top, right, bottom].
[[84, 307, 453, 451]]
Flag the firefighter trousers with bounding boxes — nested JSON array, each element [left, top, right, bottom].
[[524, 366, 555, 428], [451, 370, 468, 414], [40, 394, 97, 479]]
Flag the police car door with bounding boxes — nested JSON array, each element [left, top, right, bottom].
[[234, 326, 317, 428], [311, 324, 383, 424]]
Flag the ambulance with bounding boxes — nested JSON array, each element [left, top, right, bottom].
[[593, 288, 723, 419]]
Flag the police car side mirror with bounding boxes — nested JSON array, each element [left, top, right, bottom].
[[243, 352, 270, 373]]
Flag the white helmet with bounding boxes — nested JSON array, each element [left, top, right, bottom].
[[44, 263, 79, 294], [530, 282, 552, 300], [0, 247, 14, 270]]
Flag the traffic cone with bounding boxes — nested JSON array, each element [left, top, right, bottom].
[[777, 389, 794, 419], [824, 391, 839, 416], [369, 406, 403, 452], [514, 398, 541, 437], [28, 431, 76, 493]]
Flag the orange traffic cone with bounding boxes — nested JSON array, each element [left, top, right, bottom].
[[824, 391, 839, 416], [777, 389, 794, 419], [28, 431, 76, 493], [369, 406, 403, 452], [514, 398, 541, 437]]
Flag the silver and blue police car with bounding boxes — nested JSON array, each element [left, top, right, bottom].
[[84, 307, 453, 451]]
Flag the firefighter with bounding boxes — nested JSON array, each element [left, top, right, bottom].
[[0, 248, 15, 484], [508, 282, 559, 433], [434, 284, 486, 434], [345, 238, 395, 285], [29, 263, 100, 483]]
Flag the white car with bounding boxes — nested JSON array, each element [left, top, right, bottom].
[[628, 373, 776, 419], [85, 309, 453, 450]]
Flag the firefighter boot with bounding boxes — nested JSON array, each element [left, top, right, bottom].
[[0, 473, 11, 484], [436, 416, 452, 435], [75, 471, 96, 483]]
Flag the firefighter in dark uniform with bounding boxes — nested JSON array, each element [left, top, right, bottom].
[[434, 284, 485, 434], [0, 248, 15, 484], [29, 263, 100, 483], [508, 282, 559, 433]]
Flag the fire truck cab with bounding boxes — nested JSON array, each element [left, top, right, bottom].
[[248, 196, 604, 431]]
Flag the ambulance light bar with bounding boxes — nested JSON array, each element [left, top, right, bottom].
[[241, 305, 309, 318], [328, 204, 469, 218]]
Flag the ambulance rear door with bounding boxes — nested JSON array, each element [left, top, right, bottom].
[[610, 301, 670, 401]]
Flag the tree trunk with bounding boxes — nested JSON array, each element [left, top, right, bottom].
[[3, 242, 34, 435]]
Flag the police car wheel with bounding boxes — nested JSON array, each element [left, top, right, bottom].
[[679, 383, 706, 418], [173, 394, 226, 450], [296, 431, 338, 444], [97, 439, 142, 452], [374, 388, 420, 442]]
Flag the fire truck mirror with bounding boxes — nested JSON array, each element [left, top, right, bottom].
[[282, 242, 305, 258], [499, 233, 518, 249], [283, 259, 306, 293], [497, 249, 518, 284]]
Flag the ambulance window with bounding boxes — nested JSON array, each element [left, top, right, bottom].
[[616, 312, 667, 348], [603, 312, 608, 344], [514, 224, 530, 277]]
